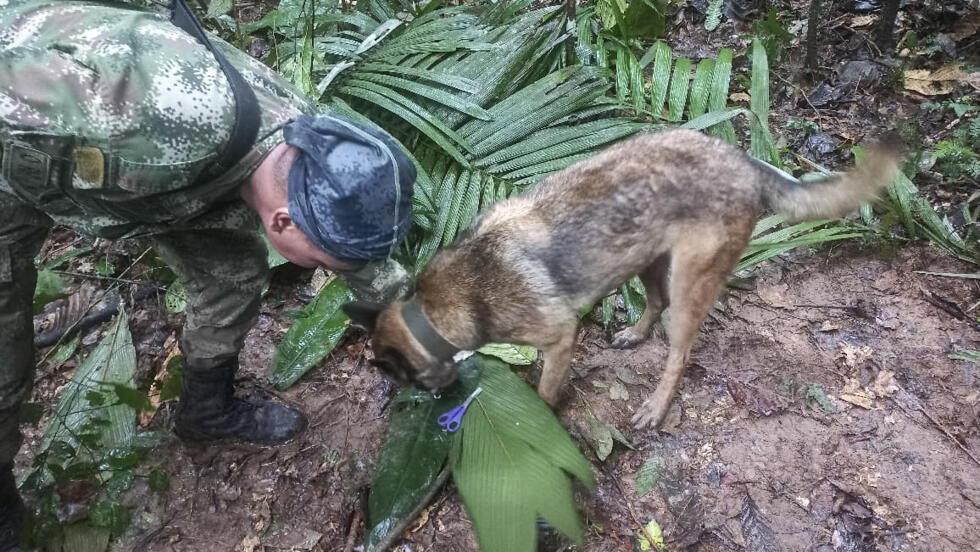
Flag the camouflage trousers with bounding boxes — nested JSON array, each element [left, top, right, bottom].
[[0, 188, 269, 466]]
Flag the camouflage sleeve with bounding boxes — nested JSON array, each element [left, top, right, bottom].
[[337, 258, 412, 304]]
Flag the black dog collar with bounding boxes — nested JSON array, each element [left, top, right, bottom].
[[401, 297, 460, 362]]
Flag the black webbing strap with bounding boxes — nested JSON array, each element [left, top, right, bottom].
[[170, 0, 260, 171]]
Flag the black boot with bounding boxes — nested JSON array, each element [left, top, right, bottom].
[[0, 464, 23, 552], [174, 357, 307, 446]]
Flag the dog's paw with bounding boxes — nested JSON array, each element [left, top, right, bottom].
[[610, 327, 646, 349], [631, 396, 669, 429]]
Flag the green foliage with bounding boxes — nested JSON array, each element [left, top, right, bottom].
[[583, 408, 633, 461], [450, 357, 595, 552], [33, 268, 66, 314], [476, 343, 538, 365], [89, 499, 129, 536], [949, 349, 980, 363], [148, 468, 170, 493], [953, 116, 980, 151], [269, 277, 353, 389], [635, 453, 662, 497], [95, 258, 115, 277], [804, 383, 836, 412], [49, 334, 81, 369], [749, 39, 779, 165], [164, 279, 186, 314], [24, 310, 164, 550], [858, 145, 978, 266], [933, 140, 980, 180], [42, 246, 94, 270], [621, 277, 646, 326], [751, 8, 793, 62], [156, 355, 184, 402], [365, 361, 481, 549], [368, 356, 593, 552], [922, 97, 978, 118], [736, 215, 865, 273], [704, 0, 723, 31]]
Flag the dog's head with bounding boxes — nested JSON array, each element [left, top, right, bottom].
[[342, 300, 459, 392]]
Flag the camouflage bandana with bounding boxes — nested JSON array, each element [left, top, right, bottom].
[[284, 114, 415, 262]]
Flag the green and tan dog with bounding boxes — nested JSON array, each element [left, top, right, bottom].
[[345, 129, 900, 429]]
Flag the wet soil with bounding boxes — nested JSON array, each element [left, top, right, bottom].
[[14, 0, 980, 550], [22, 242, 979, 552]]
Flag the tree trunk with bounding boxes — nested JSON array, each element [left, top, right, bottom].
[[805, 0, 822, 73], [877, 0, 901, 51]]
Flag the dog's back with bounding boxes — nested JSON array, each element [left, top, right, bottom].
[[407, 128, 899, 427], [517, 131, 763, 304]]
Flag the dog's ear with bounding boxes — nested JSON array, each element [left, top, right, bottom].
[[342, 301, 385, 332]]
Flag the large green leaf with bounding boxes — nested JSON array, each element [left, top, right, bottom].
[[41, 309, 137, 463], [450, 357, 595, 552], [749, 39, 779, 165], [622, 0, 666, 40], [706, 48, 735, 141], [365, 372, 479, 549], [648, 41, 672, 118], [269, 277, 354, 390], [33, 268, 66, 314], [476, 343, 538, 365]]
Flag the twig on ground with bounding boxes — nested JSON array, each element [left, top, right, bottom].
[[344, 489, 368, 552], [919, 287, 980, 331], [369, 466, 451, 552], [34, 248, 154, 367], [890, 393, 980, 468], [52, 270, 149, 285], [605, 463, 662, 549]]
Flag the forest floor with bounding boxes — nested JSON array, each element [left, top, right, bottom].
[[15, 0, 980, 551]]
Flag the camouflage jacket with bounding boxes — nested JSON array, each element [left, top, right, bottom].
[[0, 0, 315, 239]]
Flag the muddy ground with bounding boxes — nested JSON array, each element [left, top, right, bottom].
[[95, 243, 980, 552], [24, 242, 980, 551], [14, 0, 980, 550]]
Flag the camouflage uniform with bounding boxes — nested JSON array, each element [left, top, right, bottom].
[[0, 0, 330, 464]]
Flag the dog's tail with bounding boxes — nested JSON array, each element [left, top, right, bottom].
[[755, 141, 902, 222]]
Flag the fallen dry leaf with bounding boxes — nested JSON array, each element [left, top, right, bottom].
[[851, 14, 875, 27], [140, 338, 180, 427], [869, 370, 899, 398], [757, 285, 791, 309], [905, 64, 980, 96], [726, 378, 789, 416], [840, 379, 876, 409], [240, 535, 261, 552], [608, 380, 629, 401], [838, 342, 874, 370], [409, 504, 433, 533], [311, 267, 331, 294], [951, 12, 980, 41], [819, 320, 841, 332]]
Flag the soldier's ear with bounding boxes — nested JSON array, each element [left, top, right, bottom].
[[342, 301, 385, 332]]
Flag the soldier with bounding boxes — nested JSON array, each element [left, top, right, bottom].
[[0, 1, 415, 549]]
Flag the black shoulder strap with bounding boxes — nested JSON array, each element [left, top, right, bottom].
[[170, 0, 260, 171]]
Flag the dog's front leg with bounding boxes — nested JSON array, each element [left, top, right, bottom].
[[536, 324, 579, 407]]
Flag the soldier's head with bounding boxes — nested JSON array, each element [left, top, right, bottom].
[[244, 114, 416, 272]]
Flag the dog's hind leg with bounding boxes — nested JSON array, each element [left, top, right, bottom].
[[610, 252, 671, 348], [632, 230, 748, 429], [536, 321, 580, 407]]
